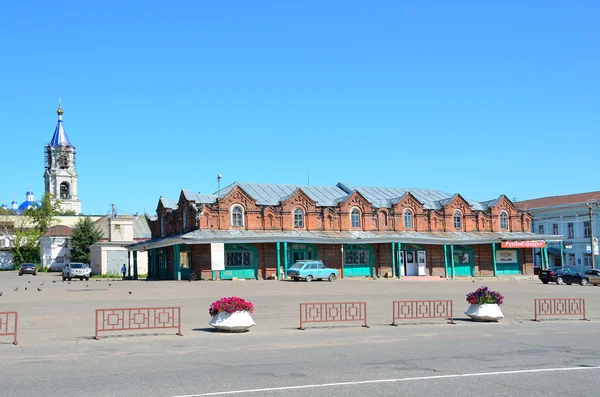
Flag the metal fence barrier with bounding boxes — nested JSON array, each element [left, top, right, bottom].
[[95, 307, 182, 340], [299, 302, 368, 330], [0, 311, 18, 345], [534, 298, 587, 321], [391, 300, 455, 325]]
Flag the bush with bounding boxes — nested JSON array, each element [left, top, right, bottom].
[[209, 296, 254, 317]]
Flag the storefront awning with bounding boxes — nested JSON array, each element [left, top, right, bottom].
[[127, 230, 560, 251]]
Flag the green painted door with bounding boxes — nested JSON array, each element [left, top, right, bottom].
[[452, 247, 473, 277], [496, 249, 521, 275], [220, 244, 258, 280], [343, 245, 373, 277], [289, 244, 318, 265]]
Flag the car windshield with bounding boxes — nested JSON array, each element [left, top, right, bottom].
[[291, 263, 305, 269], [70, 264, 86, 269], [22, 264, 35, 268]]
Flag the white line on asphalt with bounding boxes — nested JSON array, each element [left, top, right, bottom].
[[171, 366, 600, 397]]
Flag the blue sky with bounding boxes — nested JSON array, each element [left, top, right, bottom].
[[1, 1, 598, 215]]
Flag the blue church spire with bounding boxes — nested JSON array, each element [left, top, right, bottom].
[[50, 99, 72, 147]]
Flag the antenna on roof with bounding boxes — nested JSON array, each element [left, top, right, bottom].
[[217, 174, 222, 199]]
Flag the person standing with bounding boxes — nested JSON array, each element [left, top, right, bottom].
[[121, 264, 127, 280]]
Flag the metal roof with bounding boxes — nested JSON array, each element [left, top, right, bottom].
[[128, 230, 560, 250], [182, 190, 218, 204], [216, 182, 348, 207], [160, 197, 178, 209], [49, 110, 72, 147], [94, 215, 151, 239]]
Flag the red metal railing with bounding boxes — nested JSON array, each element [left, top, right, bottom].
[[534, 298, 587, 321], [0, 311, 18, 345], [391, 300, 454, 325], [299, 302, 368, 330], [95, 307, 182, 340]]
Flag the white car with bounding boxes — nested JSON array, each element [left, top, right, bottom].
[[62, 263, 91, 281]]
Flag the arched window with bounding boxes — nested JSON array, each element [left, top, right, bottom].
[[380, 211, 388, 226], [60, 182, 70, 199], [293, 208, 304, 228], [350, 208, 361, 228], [403, 209, 413, 229], [500, 211, 508, 230], [453, 210, 463, 230], [183, 210, 188, 230], [231, 205, 244, 227], [160, 216, 165, 236]]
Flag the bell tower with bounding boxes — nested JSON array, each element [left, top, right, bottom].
[[44, 101, 82, 214]]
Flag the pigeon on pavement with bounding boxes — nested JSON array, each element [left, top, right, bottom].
[[128, 291, 132, 295], [0, 292, 3, 297], [25, 287, 27, 290], [14, 287, 18, 291], [37, 288, 42, 292]]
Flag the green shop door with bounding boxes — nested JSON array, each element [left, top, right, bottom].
[[158, 250, 168, 279], [289, 243, 318, 265], [495, 249, 521, 275], [452, 246, 474, 277], [220, 244, 258, 280], [343, 244, 373, 277]]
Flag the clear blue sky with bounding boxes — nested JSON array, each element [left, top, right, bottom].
[[1, 1, 598, 215]]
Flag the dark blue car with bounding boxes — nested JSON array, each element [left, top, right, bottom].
[[19, 263, 37, 276]]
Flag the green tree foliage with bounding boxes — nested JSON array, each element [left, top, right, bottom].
[[10, 193, 61, 268], [68, 217, 103, 264]]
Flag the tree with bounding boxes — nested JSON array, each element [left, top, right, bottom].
[[10, 193, 61, 268], [68, 217, 103, 264]]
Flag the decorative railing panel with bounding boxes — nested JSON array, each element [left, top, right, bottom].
[[534, 298, 587, 321], [0, 311, 18, 345], [95, 307, 182, 339], [391, 300, 454, 325], [299, 302, 368, 330]]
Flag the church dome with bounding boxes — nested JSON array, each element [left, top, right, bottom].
[[17, 190, 41, 213], [0, 202, 7, 210]]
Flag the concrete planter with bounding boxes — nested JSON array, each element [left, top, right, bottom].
[[465, 303, 504, 322], [209, 311, 255, 332]]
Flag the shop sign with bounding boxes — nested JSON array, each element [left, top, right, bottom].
[[501, 240, 546, 249], [496, 250, 518, 264]]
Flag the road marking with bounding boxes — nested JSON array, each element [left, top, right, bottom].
[[172, 366, 600, 396]]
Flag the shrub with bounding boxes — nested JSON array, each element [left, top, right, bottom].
[[209, 296, 254, 317], [466, 286, 504, 305]]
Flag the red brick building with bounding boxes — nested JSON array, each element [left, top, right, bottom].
[[129, 182, 553, 280]]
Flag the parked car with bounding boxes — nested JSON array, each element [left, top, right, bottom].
[[19, 263, 37, 276], [539, 266, 589, 286], [286, 260, 338, 282], [62, 263, 91, 281], [583, 269, 600, 286]]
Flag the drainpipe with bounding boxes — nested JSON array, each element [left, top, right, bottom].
[[276, 242, 281, 280], [450, 244, 455, 279], [492, 242, 497, 277], [391, 242, 396, 278], [443, 245, 448, 278]]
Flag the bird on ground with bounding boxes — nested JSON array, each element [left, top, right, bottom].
[[86, 284, 88, 288], [14, 287, 18, 291], [52, 280, 56, 283], [68, 282, 71, 285], [40, 282, 44, 286], [37, 288, 42, 292], [108, 284, 111, 287], [0, 292, 3, 297], [128, 291, 132, 295], [28, 281, 30, 283], [25, 287, 27, 290]]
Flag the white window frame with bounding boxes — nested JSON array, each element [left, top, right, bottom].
[[537, 224, 544, 234], [567, 222, 574, 239], [584, 221, 591, 238], [350, 208, 361, 228], [552, 223, 558, 235], [231, 205, 244, 227], [403, 209, 413, 229], [453, 210, 462, 231], [499, 211, 509, 230], [293, 208, 304, 229]]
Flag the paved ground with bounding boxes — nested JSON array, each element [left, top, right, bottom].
[[1, 271, 599, 396]]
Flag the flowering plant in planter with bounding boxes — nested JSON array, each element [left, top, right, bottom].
[[466, 286, 504, 305], [209, 296, 254, 317]]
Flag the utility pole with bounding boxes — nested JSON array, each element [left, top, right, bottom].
[[586, 203, 597, 270], [111, 203, 115, 218]]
